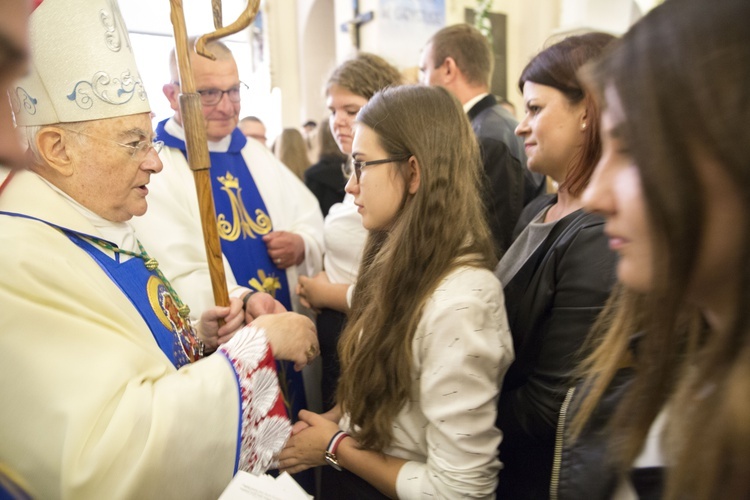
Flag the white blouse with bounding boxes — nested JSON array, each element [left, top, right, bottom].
[[322, 194, 367, 286], [342, 265, 514, 499]]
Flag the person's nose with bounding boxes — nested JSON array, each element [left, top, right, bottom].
[[332, 111, 350, 131], [515, 114, 530, 137], [344, 169, 358, 195], [141, 146, 164, 174], [214, 91, 235, 115], [582, 157, 614, 216]]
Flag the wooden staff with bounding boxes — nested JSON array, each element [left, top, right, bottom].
[[167, 0, 260, 310]]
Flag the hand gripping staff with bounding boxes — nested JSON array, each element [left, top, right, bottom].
[[167, 0, 260, 314]]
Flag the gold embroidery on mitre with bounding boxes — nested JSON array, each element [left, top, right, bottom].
[[216, 172, 273, 241], [248, 270, 282, 298]]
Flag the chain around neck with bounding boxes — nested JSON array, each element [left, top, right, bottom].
[[83, 235, 191, 319]]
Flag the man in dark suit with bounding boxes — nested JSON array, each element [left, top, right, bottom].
[[419, 24, 545, 256]]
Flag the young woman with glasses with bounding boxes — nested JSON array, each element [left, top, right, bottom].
[[279, 85, 513, 499], [295, 53, 402, 412]]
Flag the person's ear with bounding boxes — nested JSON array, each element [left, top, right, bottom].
[[407, 155, 421, 195], [35, 126, 75, 177], [579, 106, 589, 132], [442, 57, 459, 84], [163, 83, 181, 113]]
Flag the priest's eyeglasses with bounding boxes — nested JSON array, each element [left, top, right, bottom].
[[196, 82, 249, 106], [349, 155, 411, 184], [62, 128, 164, 160]]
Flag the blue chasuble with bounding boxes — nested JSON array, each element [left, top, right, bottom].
[[156, 119, 308, 417], [0, 212, 201, 369]]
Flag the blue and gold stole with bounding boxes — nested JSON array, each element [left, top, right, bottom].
[[67, 233, 202, 368], [0, 211, 201, 369], [156, 120, 292, 307], [156, 120, 307, 416]]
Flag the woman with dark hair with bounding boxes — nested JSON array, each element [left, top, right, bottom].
[[557, 1, 750, 499], [494, 32, 617, 499], [279, 85, 513, 499]]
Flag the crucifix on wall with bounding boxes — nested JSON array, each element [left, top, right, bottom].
[[341, 0, 374, 49]]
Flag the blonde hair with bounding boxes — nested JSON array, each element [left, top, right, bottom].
[[274, 128, 310, 179], [325, 53, 402, 101]]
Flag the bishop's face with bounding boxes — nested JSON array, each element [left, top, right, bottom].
[[65, 113, 164, 222]]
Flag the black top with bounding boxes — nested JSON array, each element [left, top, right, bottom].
[[304, 155, 347, 217], [495, 194, 618, 499], [557, 335, 664, 500]]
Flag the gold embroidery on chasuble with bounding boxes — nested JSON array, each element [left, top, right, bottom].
[[215, 172, 272, 242], [248, 270, 283, 298], [214, 171, 282, 298]]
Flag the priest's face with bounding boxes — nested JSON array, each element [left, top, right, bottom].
[[0, 0, 30, 168], [65, 113, 163, 222], [192, 53, 242, 142]]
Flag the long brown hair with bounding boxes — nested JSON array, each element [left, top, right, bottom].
[[574, 1, 750, 498], [336, 85, 496, 450], [519, 32, 614, 196]]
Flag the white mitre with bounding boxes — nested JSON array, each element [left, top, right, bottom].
[[10, 0, 151, 126]]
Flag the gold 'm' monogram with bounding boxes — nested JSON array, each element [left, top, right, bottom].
[[216, 172, 272, 241]]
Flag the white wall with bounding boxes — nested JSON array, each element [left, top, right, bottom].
[[558, 0, 642, 34], [298, 0, 339, 125]]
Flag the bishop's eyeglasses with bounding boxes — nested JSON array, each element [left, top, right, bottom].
[[61, 128, 164, 160]]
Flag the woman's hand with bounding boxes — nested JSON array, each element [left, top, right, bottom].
[[291, 405, 342, 435], [278, 409, 343, 474], [197, 297, 244, 352], [296, 272, 350, 312], [296, 272, 331, 310]]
